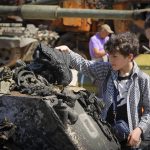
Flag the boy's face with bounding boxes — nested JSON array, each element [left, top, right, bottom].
[[108, 52, 133, 71]]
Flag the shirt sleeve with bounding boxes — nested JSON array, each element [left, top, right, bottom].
[[138, 74, 150, 134], [68, 50, 110, 83]]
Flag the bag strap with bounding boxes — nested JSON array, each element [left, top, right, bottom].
[[112, 85, 118, 124], [103, 70, 111, 94]]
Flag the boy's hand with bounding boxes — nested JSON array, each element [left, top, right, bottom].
[[55, 45, 71, 52], [127, 127, 142, 147]]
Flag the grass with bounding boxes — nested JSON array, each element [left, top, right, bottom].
[[135, 54, 150, 75]]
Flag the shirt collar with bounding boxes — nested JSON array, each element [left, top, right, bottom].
[[110, 61, 140, 80]]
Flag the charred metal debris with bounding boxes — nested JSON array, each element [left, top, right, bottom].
[[0, 118, 17, 150], [0, 43, 117, 148], [2, 42, 105, 123]]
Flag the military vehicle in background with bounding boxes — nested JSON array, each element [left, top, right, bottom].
[[0, 1, 150, 150], [23, 0, 150, 57], [0, 0, 150, 60], [0, 23, 59, 67]]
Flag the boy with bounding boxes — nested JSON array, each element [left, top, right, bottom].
[[56, 32, 150, 149]]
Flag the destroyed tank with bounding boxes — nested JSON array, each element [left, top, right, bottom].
[[0, 23, 60, 67], [0, 3, 150, 150], [0, 43, 121, 150]]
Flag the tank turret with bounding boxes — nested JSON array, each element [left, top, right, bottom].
[[0, 5, 149, 20]]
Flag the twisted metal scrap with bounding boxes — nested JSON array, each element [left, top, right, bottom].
[[13, 61, 55, 96], [0, 118, 17, 150], [32, 43, 72, 86], [0, 67, 14, 94]]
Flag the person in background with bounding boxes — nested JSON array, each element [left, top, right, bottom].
[[89, 24, 114, 61], [56, 32, 150, 149]]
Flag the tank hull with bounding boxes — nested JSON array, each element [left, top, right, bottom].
[[0, 93, 120, 150]]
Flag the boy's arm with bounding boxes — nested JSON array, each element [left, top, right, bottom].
[[55, 45, 110, 82]]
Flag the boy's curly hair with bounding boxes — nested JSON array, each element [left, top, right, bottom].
[[104, 32, 139, 57]]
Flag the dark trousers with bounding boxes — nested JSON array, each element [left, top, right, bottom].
[[121, 141, 150, 150]]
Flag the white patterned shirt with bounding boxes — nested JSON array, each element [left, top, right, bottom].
[[68, 50, 150, 139]]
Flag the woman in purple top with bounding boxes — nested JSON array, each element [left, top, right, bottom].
[[89, 24, 114, 61]]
